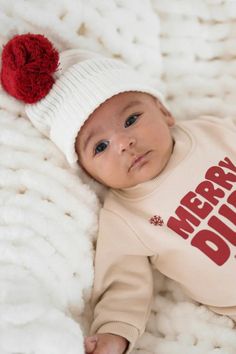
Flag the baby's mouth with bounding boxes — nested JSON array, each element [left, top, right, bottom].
[[128, 151, 151, 171]]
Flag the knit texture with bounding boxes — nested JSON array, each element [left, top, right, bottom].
[[0, 1, 236, 353], [0, 34, 59, 103]]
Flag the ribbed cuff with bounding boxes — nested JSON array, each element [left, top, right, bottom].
[[96, 322, 139, 354]]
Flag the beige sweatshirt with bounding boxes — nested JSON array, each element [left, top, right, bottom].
[[90, 116, 236, 353]]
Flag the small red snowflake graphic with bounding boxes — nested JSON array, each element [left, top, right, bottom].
[[149, 215, 164, 226]]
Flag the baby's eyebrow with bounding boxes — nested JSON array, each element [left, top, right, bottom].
[[119, 100, 141, 116], [83, 128, 98, 151]]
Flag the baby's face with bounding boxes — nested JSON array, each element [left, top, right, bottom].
[[75, 91, 175, 189]]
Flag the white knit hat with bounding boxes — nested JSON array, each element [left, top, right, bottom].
[[25, 49, 164, 167]]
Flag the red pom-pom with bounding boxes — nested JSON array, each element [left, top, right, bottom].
[[0, 33, 59, 103]]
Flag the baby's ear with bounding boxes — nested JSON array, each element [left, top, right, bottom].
[[156, 98, 175, 126]]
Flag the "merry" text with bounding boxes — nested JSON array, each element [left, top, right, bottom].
[[167, 157, 236, 266]]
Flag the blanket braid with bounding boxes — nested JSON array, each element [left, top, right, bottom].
[[152, 0, 236, 120], [1, 0, 236, 353], [0, 105, 99, 353]]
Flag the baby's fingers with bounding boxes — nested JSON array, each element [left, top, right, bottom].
[[84, 335, 98, 353]]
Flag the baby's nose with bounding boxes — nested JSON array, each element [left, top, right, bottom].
[[116, 133, 136, 153]]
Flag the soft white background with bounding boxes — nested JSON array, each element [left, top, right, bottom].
[[0, 1, 236, 353]]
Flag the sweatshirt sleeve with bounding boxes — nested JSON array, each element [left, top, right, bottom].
[[199, 115, 236, 130], [225, 116, 236, 129], [219, 115, 236, 130], [90, 208, 154, 353]]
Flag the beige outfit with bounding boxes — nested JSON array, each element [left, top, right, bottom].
[[90, 116, 236, 352]]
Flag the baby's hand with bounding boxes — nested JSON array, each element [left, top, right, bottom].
[[84, 333, 128, 354]]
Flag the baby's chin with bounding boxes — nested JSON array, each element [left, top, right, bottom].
[[108, 172, 160, 190], [92, 156, 171, 189]]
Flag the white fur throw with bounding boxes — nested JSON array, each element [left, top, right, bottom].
[[0, 1, 236, 353]]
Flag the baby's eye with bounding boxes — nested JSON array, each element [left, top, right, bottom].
[[125, 114, 140, 128], [94, 140, 109, 155]]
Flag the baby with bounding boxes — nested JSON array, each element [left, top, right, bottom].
[[1, 34, 236, 354], [77, 91, 236, 354]]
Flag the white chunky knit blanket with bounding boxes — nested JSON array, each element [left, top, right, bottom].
[[0, 1, 236, 353]]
